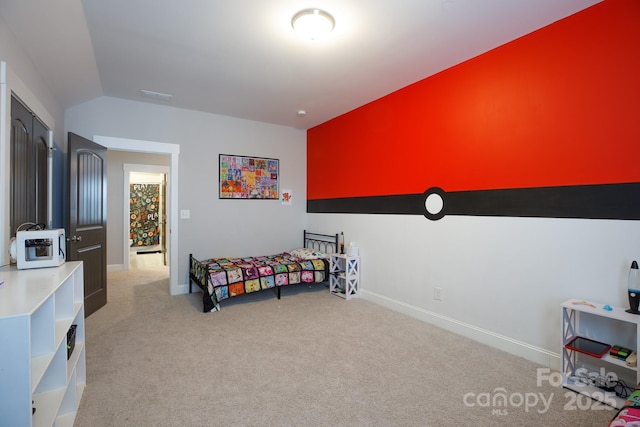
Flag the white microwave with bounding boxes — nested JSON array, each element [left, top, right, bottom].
[[15, 229, 66, 269]]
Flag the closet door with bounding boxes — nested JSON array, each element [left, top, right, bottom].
[[10, 96, 49, 234], [10, 96, 34, 233], [33, 116, 49, 226]]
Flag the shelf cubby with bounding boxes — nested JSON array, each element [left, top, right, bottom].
[[0, 261, 86, 426]]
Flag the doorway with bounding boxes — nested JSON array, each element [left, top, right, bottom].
[[94, 135, 181, 296], [125, 165, 169, 271]]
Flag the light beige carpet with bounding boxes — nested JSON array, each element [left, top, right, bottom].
[[74, 267, 616, 426]]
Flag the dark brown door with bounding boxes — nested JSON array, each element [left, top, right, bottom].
[[67, 132, 108, 317], [10, 96, 49, 233]]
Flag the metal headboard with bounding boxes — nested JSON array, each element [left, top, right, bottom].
[[303, 230, 339, 254]]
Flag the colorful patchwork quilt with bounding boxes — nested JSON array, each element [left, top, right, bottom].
[[190, 252, 328, 312], [609, 386, 640, 426]]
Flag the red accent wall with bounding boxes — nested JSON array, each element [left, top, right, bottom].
[[307, 0, 640, 200]]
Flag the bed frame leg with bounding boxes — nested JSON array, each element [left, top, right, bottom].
[[188, 253, 193, 293], [277, 287, 281, 299]]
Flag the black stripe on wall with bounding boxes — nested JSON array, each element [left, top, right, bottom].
[[307, 183, 640, 221], [307, 194, 425, 215]]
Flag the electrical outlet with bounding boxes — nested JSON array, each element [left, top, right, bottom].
[[434, 287, 443, 301]]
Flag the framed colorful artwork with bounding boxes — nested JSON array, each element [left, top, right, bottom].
[[219, 154, 279, 199]]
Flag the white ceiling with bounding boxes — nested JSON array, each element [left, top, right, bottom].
[[0, 0, 601, 129]]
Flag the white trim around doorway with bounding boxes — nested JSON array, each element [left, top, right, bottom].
[[124, 164, 170, 271], [93, 135, 182, 296]]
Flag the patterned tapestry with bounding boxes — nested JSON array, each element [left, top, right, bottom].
[[130, 183, 160, 247]]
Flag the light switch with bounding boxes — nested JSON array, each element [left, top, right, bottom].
[[180, 209, 190, 219]]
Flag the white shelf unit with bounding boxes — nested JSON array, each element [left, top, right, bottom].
[[0, 262, 85, 427], [561, 298, 640, 409], [329, 254, 360, 300]]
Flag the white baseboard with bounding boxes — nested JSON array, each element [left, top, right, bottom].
[[107, 264, 125, 272], [174, 283, 190, 295], [361, 290, 561, 371]]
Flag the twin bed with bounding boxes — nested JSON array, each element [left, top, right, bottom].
[[189, 230, 339, 312]]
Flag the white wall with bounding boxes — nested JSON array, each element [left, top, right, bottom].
[[65, 96, 307, 289], [0, 17, 62, 140], [307, 213, 640, 368]]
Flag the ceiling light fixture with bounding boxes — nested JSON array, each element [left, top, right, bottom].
[[291, 8, 335, 40]]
